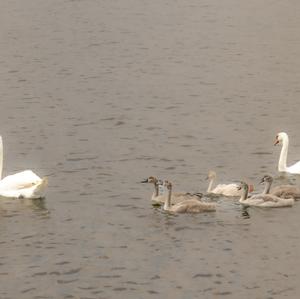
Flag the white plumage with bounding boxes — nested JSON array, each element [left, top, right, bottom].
[[275, 132, 300, 174], [0, 137, 48, 199]]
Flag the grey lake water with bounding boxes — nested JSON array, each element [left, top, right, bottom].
[[1, 1, 300, 298]]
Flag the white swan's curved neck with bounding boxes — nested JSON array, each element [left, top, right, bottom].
[[278, 136, 289, 172], [0, 136, 3, 180], [207, 178, 214, 192], [164, 188, 172, 210]]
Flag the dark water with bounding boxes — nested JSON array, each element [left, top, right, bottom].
[[1, 1, 300, 298]]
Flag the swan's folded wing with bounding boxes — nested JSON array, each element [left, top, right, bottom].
[[170, 193, 199, 204], [174, 199, 216, 213], [262, 195, 278, 202], [271, 186, 300, 199], [0, 170, 42, 190], [0, 177, 48, 199], [287, 161, 300, 173], [211, 184, 227, 194], [212, 183, 240, 196]]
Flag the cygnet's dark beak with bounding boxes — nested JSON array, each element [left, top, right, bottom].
[[140, 179, 148, 183], [237, 186, 242, 190], [259, 178, 265, 184], [274, 139, 279, 146], [195, 192, 203, 199]]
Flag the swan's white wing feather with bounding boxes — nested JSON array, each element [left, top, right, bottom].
[[287, 161, 300, 174], [0, 177, 47, 199], [0, 170, 42, 190], [212, 183, 240, 196]]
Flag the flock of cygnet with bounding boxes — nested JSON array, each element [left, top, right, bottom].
[[141, 132, 300, 213]]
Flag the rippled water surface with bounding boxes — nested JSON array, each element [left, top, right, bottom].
[[1, 1, 300, 298]]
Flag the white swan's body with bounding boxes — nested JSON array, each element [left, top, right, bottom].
[[0, 137, 47, 199], [207, 170, 251, 197], [238, 181, 294, 208], [208, 183, 241, 196], [141, 176, 202, 206], [164, 181, 216, 213], [260, 175, 300, 200], [275, 132, 300, 174]]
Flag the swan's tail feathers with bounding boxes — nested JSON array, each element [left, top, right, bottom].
[[41, 177, 48, 187], [32, 177, 48, 199]]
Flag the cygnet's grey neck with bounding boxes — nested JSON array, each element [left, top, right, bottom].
[[207, 178, 214, 192], [154, 183, 159, 197], [239, 187, 248, 201], [164, 187, 172, 210], [262, 181, 272, 194]]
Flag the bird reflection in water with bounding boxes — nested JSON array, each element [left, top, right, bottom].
[[241, 207, 250, 219]]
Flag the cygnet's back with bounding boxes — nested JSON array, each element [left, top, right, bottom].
[[170, 199, 216, 213], [164, 181, 216, 213], [260, 175, 300, 200]]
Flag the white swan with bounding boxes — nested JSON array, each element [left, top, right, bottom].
[[141, 176, 202, 206], [206, 170, 254, 196], [163, 181, 216, 213], [275, 132, 300, 174], [260, 175, 300, 200], [0, 136, 48, 199], [238, 181, 294, 208]]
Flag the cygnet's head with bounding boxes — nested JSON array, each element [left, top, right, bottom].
[[237, 181, 248, 192], [260, 175, 273, 184], [163, 180, 170, 187], [141, 176, 158, 184], [274, 132, 288, 145], [207, 170, 217, 180], [157, 179, 163, 186], [164, 181, 172, 190]]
